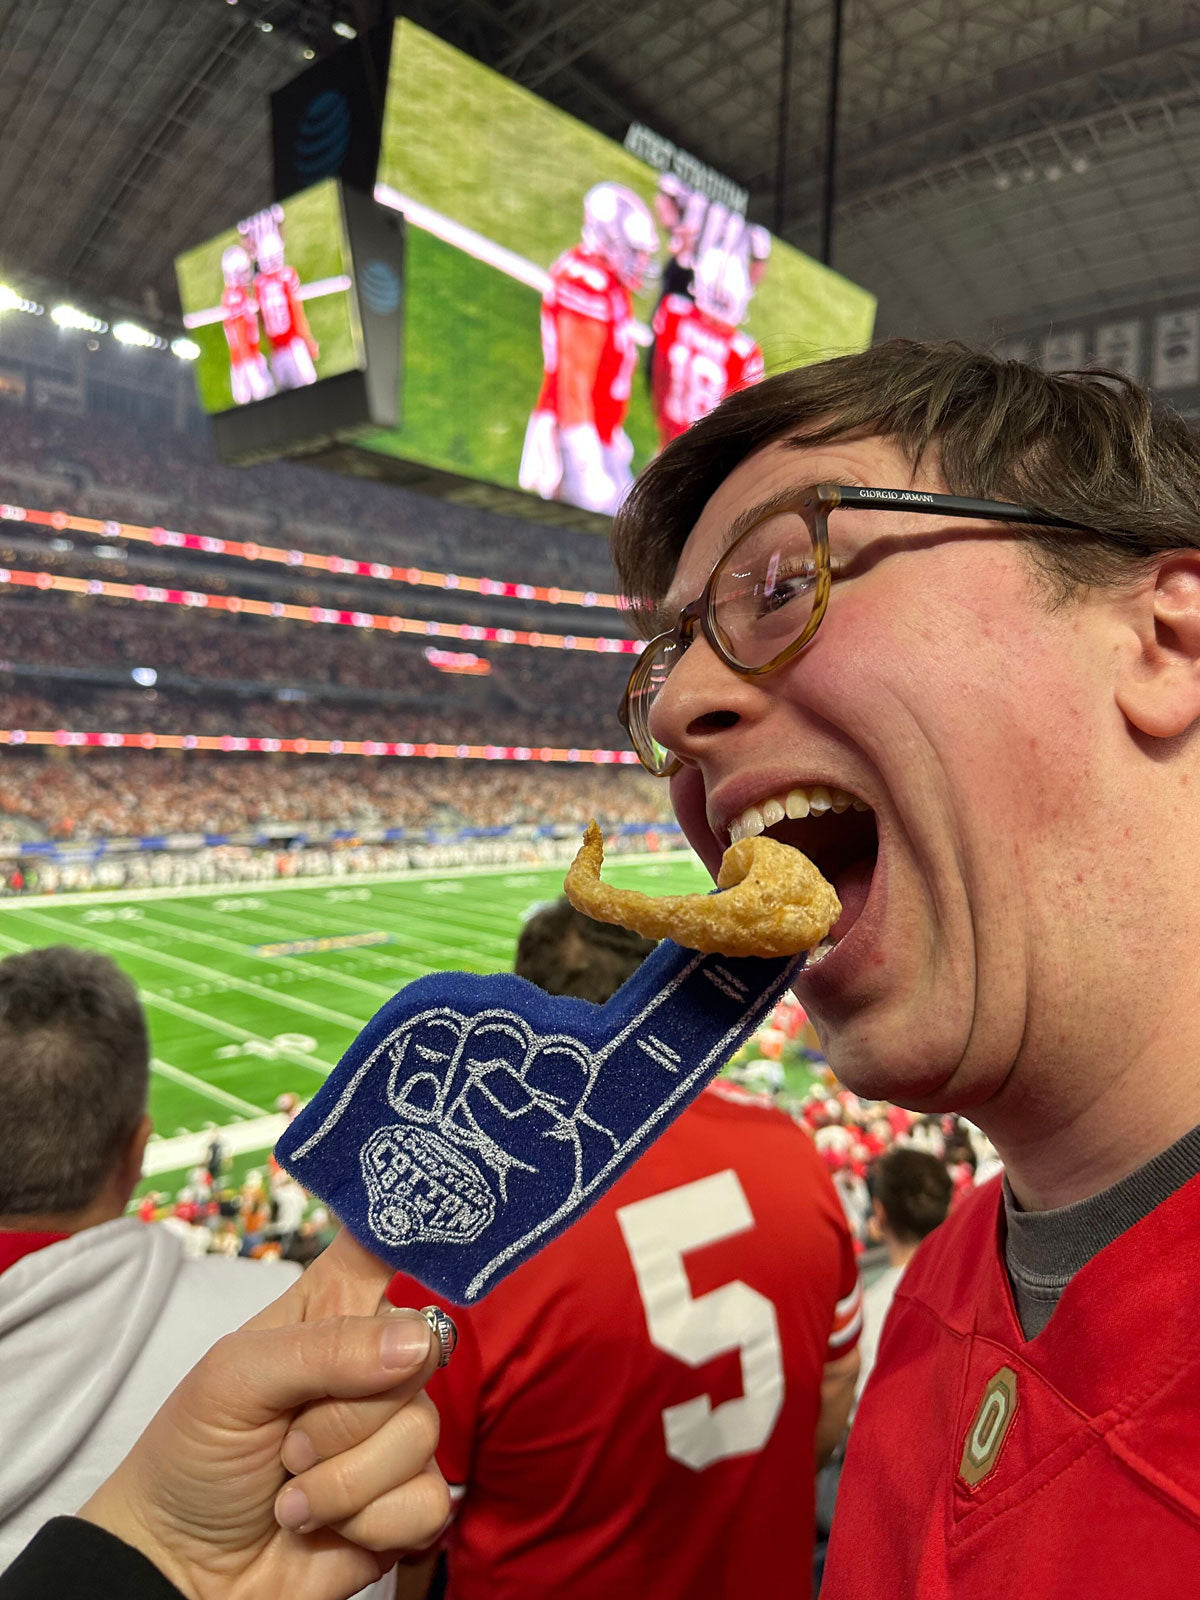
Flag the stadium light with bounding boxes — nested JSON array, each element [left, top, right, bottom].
[[170, 336, 200, 361], [332, 20, 356, 37], [0, 285, 42, 315], [112, 315, 167, 347], [51, 304, 107, 334], [131, 667, 158, 687], [113, 320, 167, 350]]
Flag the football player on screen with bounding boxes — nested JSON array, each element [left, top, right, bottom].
[[519, 182, 659, 517], [219, 244, 275, 407], [653, 173, 772, 303], [253, 226, 320, 392], [650, 248, 765, 449]]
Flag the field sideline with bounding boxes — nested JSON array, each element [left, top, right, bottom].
[[0, 851, 709, 1194]]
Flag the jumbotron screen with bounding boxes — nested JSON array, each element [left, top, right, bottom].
[[175, 178, 364, 415], [365, 19, 877, 517]]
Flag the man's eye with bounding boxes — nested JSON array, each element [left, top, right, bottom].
[[757, 566, 814, 614]]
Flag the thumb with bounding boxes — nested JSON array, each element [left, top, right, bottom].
[[195, 1309, 434, 1430]]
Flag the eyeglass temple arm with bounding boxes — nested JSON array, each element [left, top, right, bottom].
[[824, 484, 1093, 534]]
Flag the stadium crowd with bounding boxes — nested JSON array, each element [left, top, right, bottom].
[[0, 410, 619, 591], [0, 753, 672, 842], [0, 594, 634, 746], [0, 681, 627, 749]]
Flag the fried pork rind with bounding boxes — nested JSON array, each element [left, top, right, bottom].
[[564, 821, 841, 959]]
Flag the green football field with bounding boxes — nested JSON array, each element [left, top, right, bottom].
[[0, 853, 709, 1196]]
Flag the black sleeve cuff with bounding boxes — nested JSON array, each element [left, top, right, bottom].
[[0, 1517, 187, 1600]]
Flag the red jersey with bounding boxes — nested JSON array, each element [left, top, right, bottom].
[[825, 1174, 1200, 1597], [388, 1079, 860, 1600], [651, 294, 764, 444], [253, 265, 303, 350], [220, 286, 261, 365], [534, 246, 638, 444]]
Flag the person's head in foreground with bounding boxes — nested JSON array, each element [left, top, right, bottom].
[[0, 945, 152, 1230], [515, 896, 656, 1003], [612, 338, 1200, 1207], [870, 1146, 953, 1262]]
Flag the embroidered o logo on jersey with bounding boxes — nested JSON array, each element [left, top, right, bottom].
[[959, 1366, 1018, 1488]]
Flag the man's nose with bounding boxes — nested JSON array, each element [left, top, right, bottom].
[[646, 633, 770, 761]]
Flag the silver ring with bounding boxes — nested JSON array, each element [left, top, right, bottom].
[[421, 1305, 458, 1368]]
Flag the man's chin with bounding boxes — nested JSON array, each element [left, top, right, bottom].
[[819, 1029, 973, 1112]]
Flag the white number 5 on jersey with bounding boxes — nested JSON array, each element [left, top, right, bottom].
[[616, 1169, 784, 1472]]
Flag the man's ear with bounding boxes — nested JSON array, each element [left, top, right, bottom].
[[118, 1112, 154, 1205], [1114, 555, 1200, 739]]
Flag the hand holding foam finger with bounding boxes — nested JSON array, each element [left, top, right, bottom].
[[80, 1285, 451, 1600], [565, 821, 840, 957]]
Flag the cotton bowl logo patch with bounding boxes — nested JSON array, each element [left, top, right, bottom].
[[275, 940, 801, 1303], [362, 1125, 495, 1247]]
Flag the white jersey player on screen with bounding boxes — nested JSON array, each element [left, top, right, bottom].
[[520, 183, 659, 516]]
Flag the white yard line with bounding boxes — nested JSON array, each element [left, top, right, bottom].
[[150, 1057, 266, 1118], [0, 925, 335, 1076], [6, 905, 367, 1030], [131, 905, 399, 1000]]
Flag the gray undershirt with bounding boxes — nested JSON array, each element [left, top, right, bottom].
[[1003, 1122, 1200, 1339]]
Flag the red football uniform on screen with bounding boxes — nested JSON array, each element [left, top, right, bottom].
[[534, 246, 639, 445], [254, 264, 304, 350], [824, 1174, 1200, 1597], [388, 1079, 861, 1600], [221, 286, 261, 365], [651, 293, 764, 446]]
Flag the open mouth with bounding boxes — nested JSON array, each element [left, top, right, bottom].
[[723, 785, 879, 962]]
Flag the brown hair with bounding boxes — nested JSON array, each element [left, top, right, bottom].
[[515, 898, 655, 1004], [0, 946, 149, 1215], [870, 1146, 952, 1245], [612, 338, 1200, 617]]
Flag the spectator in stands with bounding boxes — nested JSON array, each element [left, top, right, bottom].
[[0, 946, 299, 1572], [388, 899, 862, 1600], [857, 1148, 952, 1400], [612, 337, 1200, 1593]]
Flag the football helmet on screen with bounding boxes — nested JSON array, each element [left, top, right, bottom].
[[256, 231, 286, 273], [581, 183, 659, 290], [221, 244, 253, 287], [692, 248, 753, 327]]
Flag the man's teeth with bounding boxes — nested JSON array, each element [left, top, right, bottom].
[[728, 785, 870, 844], [806, 937, 838, 967]]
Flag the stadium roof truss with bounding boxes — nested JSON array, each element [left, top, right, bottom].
[[0, 0, 1197, 340]]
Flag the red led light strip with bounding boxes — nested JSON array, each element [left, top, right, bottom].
[[0, 503, 624, 610], [0, 566, 642, 654], [0, 728, 640, 762]]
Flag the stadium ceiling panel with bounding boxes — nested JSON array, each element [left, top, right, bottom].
[[0, 0, 1196, 341]]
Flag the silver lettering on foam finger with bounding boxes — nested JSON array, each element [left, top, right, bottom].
[[361, 1125, 496, 1247]]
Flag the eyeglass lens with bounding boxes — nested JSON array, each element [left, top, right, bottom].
[[627, 502, 820, 772]]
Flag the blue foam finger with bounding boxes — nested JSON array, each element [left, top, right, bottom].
[[275, 938, 802, 1303]]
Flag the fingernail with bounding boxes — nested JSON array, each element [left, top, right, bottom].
[[280, 1429, 318, 1474], [275, 1485, 311, 1531], [381, 1312, 431, 1369]]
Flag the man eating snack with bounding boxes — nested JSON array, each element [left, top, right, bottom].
[[609, 337, 1200, 1595]]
